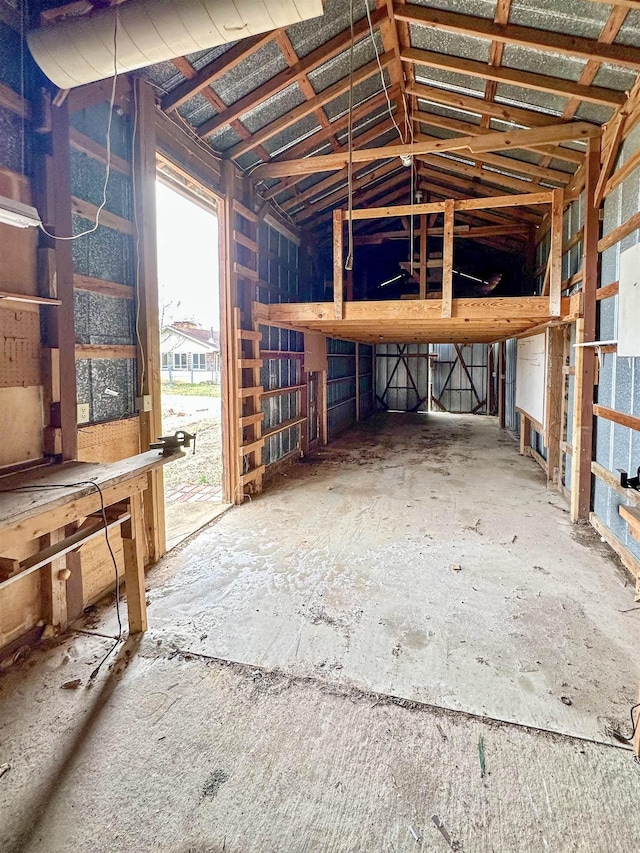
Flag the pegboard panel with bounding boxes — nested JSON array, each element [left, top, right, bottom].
[[77, 416, 141, 463], [0, 306, 41, 387]]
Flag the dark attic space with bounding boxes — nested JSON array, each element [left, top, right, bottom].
[[1, 1, 640, 851]]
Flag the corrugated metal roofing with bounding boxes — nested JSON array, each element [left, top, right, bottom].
[[138, 0, 640, 232], [211, 41, 288, 108]]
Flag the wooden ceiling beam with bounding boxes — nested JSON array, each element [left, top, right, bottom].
[[162, 32, 275, 113], [285, 146, 399, 214], [413, 133, 573, 184], [227, 51, 395, 160], [197, 8, 387, 139], [394, 2, 640, 70], [413, 109, 583, 167], [170, 56, 271, 162], [406, 81, 567, 130], [402, 47, 625, 107], [252, 120, 599, 179], [417, 156, 546, 195], [282, 120, 398, 211], [297, 168, 410, 225], [257, 86, 402, 200]]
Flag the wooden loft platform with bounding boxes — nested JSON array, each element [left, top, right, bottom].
[[254, 297, 570, 345]]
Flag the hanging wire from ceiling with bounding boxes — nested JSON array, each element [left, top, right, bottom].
[[363, 0, 405, 144], [38, 4, 121, 241], [345, 0, 356, 272]]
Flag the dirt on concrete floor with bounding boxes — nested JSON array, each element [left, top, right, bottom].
[[1, 632, 640, 853], [2, 411, 640, 852]]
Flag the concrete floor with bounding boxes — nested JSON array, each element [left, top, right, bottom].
[[2, 412, 640, 852]]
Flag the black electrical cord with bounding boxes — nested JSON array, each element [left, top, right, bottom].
[[607, 702, 640, 747], [0, 479, 123, 681]]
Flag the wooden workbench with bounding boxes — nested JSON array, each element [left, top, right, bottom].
[[0, 450, 180, 635]]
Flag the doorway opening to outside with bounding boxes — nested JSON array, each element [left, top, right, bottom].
[[155, 164, 228, 550]]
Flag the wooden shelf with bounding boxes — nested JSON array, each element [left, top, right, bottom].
[[620, 504, 640, 544], [0, 291, 61, 306]]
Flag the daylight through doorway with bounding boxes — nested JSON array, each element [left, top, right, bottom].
[[156, 178, 227, 550]]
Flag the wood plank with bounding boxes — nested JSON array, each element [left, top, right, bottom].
[[254, 123, 598, 180], [122, 491, 147, 634], [596, 281, 619, 300], [69, 128, 131, 174], [49, 101, 78, 462], [228, 53, 395, 159], [238, 386, 264, 399], [237, 328, 263, 341], [239, 438, 265, 456], [406, 81, 571, 130], [441, 199, 454, 319], [233, 262, 259, 282], [73, 273, 134, 300], [593, 404, 640, 432], [598, 209, 640, 253], [240, 465, 266, 486], [232, 198, 258, 222], [162, 32, 276, 112], [333, 210, 344, 320], [261, 383, 306, 400], [239, 413, 265, 428], [590, 512, 640, 581], [394, 2, 640, 69], [546, 327, 564, 487], [75, 344, 137, 360], [0, 81, 30, 118], [455, 191, 553, 211], [133, 78, 166, 563], [198, 10, 386, 137], [402, 47, 625, 107], [233, 230, 259, 253], [71, 196, 135, 235], [419, 215, 427, 299], [0, 291, 60, 306], [571, 138, 600, 521], [620, 504, 640, 545], [549, 189, 564, 317]]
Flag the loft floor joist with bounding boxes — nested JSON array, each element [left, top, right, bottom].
[[254, 297, 570, 345]]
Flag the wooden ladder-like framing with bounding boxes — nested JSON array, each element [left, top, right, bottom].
[[232, 199, 265, 501]]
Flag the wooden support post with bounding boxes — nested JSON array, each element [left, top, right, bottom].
[[41, 528, 68, 629], [419, 214, 428, 299], [571, 136, 600, 522], [133, 78, 165, 562], [122, 492, 147, 634], [49, 100, 78, 461], [333, 210, 344, 319], [442, 199, 454, 319], [497, 340, 506, 429], [355, 342, 360, 421], [546, 326, 564, 488], [549, 188, 564, 317], [321, 370, 328, 444], [220, 161, 239, 504], [519, 414, 532, 457], [300, 378, 309, 456]]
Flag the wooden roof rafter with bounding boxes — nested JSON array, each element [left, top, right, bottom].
[[197, 8, 388, 141], [393, 2, 640, 72]]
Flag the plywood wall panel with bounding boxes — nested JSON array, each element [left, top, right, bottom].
[[77, 416, 141, 463], [0, 306, 41, 387], [0, 385, 43, 466]]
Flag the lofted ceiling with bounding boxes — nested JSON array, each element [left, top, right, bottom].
[[35, 1, 640, 241]]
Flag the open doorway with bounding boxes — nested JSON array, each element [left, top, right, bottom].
[[155, 171, 228, 550]]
